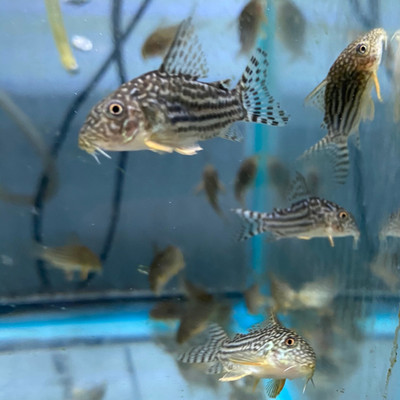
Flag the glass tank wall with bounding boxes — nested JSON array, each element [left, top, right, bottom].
[[0, 0, 399, 399]]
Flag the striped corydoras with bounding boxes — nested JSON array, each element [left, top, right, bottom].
[[232, 197, 359, 248], [178, 313, 316, 398], [78, 17, 288, 162], [302, 28, 387, 183]]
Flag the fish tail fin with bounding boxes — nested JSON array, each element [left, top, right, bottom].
[[177, 323, 227, 364], [231, 208, 267, 241], [299, 134, 349, 184], [238, 48, 289, 127]]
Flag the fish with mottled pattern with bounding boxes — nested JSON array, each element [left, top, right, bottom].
[[196, 164, 225, 216], [78, 17, 289, 161], [232, 196, 359, 247], [234, 156, 259, 206], [178, 313, 316, 398], [302, 28, 387, 183]]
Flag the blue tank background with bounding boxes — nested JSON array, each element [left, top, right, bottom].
[[0, 0, 400, 399]]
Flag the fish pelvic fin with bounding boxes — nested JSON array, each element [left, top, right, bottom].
[[265, 378, 286, 398], [239, 48, 289, 127], [232, 208, 267, 241], [299, 133, 350, 184], [177, 323, 227, 364], [159, 17, 208, 78]]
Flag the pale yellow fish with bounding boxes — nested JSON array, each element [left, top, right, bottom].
[[45, 0, 78, 72], [141, 24, 180, 60], [36, 242, 102, 280], [146, 245, 185, 295]]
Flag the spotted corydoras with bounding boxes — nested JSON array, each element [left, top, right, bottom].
[[302, 28, 387, 183], [78, 17, 289, 162], [178, 313, 316, 398]]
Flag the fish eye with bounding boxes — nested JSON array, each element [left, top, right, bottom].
[[108, 101, 124, 116], [356, 43, 368, 54], [285, 337, 296, 347], [339, 211, 348, 219]]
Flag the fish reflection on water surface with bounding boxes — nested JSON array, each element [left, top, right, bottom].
[[178, 313, 316, 398], [78, 17, 288, 161], [302, 28, 387, 183]]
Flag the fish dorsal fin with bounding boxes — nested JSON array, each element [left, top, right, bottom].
[[248, 312, 281, 333], [159, 17, 208, 78], [287, 171, 310, 203], [305, 79, 327, 112], [265, 378, 286, 398]]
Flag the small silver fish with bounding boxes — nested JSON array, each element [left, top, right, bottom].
[[78, 17, 288, 162], [238, 0, 268, 55], [141, 24, 179, 60], [146, 245, 185, 295], [276, 0, 306, 59], [379, 210, 400, 242], [35, 241, 102, 280], [303, 28, 387, 183], [196, 164, 225, 216], [178, 313, 316, 398], [269, 272, 338, 313], [232, 197, 359, 247], [234, 156, 258, 206]]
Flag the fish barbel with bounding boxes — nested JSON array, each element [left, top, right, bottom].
[[78, 17, 288, 161], [232, 197, 359, 247], [302, 28, 387, 183], [178, 313, 316, 398]]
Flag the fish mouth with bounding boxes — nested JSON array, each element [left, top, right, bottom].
[[78, 135, 111, 163]]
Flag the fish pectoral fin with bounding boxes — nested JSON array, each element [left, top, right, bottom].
[[65, 270, 74, 281], [362, 94, 375, 121], [80, 268, 89, 280], [304, 79, 327, 112], [144, 139, 174, 154], [219, 123, 243, 142], [219, 370, 250, 382], [298, 236, 311, 240], [265, 379, 286, 399], [372, 70, 383, 102], [328, 236, 335, 247], [175, 145, 203, 155], [227, 352, 267, 366]]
